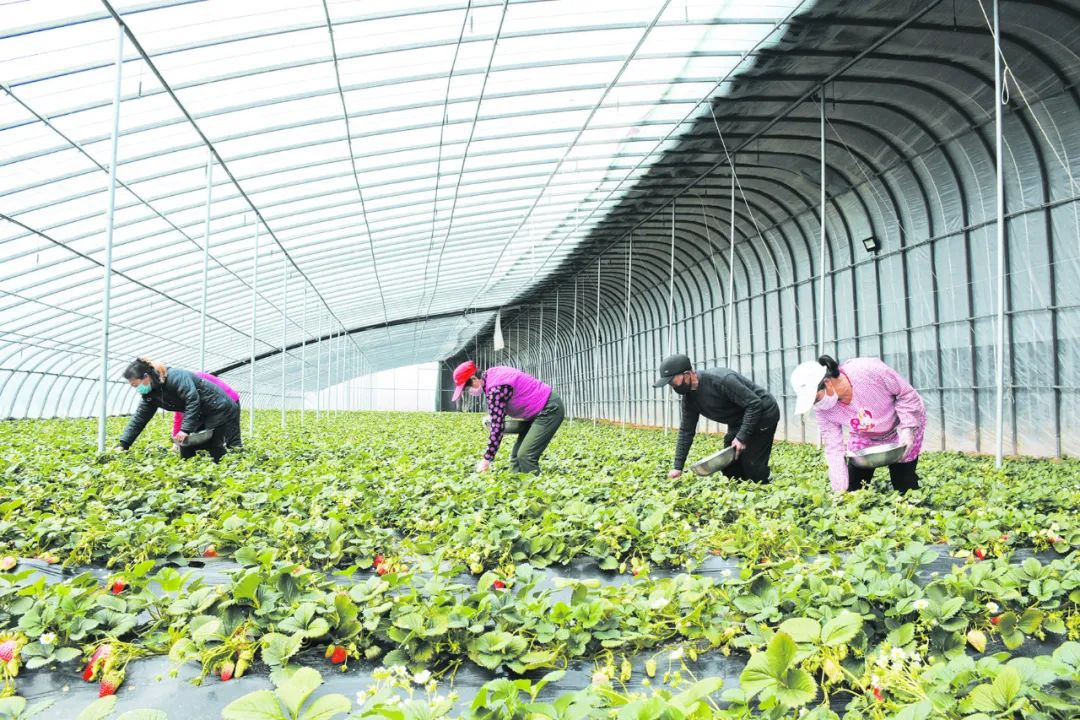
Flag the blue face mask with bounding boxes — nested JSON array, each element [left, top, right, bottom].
[[135, 379, 152, 395]]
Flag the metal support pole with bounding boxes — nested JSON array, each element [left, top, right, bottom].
[[97, 27, 123, 454], [199, 148, 212, 371], [315, 311, 322, 420], [818, 95, 827, 357], [300, 283, 307, 426], [666, 204, 675, 433], [538, 304, 544, 379], [594, 261, 601, 425], [572, 276, 578, 418], [624, 233, 632, 428], [993, 0, 1006, 468], [280, 256, 288, 429], [727, 160, 736, 367], [248, 221, 259, 436]]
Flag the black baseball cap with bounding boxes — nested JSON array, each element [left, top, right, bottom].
[[653, 354, 692, 387]]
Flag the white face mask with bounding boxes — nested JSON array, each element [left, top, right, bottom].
[[468, 386, 482, 398], [815, 388, 838, 411]]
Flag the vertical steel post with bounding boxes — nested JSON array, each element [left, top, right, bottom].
[[280, 256, 288, 429], [727, 160, 736, 367], [572, 276, 578, 418], [594, 260, 601, 425], [624, 233, 632, 428], [993, 0, 1006, 468], [818, 95, 827, 357], [248, 221, 259, 436], [97, 27, 124, 453], [315, 311, 322, 420], [666, 204, 675, 433], [300, 283, 307, 426], [199, 148, 212, 371]]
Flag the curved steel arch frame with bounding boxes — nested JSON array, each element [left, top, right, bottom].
[[447, 0, 1080, 459]]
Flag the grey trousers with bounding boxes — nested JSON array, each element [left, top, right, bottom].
[[509, 392, 565, 474]]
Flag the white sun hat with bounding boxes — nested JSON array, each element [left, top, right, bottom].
[[791, 361, 828, 415]]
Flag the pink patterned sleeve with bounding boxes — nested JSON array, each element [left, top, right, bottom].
[[878, 362, 925, 431], [197, 372, 241, 403], [816, 411, 849, 492], [484, 385, 513, 462]]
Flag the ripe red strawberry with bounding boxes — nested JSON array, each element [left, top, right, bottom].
[[202, 545, 218, 558], [991, 615, 1001, 625], [0, 640, 17, 662], [376, 563, 389, 575], [329, 646, 347, 664], [83, 644, 112, 682], [872, 687, 883, 702], [220, 660, 235, 681], [98, 669, 123, 697], [110, 578, 127, 594], [973, 548, 986, 560], [493, 580, 506, 590], [373, 555, 385, 567]]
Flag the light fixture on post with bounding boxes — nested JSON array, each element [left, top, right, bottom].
[[861, 236, 880, 254]]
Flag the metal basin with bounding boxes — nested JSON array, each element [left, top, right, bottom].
[[689, 445, 736, 477], [847, 442, 906, 469], [178, 428, 214, 447], [481, 415, 526, 435]]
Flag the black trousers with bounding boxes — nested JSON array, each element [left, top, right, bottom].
[[721, 406, 780, 482], [180, 404, 241, 463], [847, 458, 920, 493], [222, 402, 243, 450]]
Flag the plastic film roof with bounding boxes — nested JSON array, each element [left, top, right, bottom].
[[0, 0, 807, 415]]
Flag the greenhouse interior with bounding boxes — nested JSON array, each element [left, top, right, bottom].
[[1, 0, 1078, 718]]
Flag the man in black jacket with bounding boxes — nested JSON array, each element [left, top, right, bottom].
[[115, 357, 240, 462], [654, 354, 779, 482]]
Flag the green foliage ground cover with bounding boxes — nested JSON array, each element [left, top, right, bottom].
[[0, 411, 1077, 719]]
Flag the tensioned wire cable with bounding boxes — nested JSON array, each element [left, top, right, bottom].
[[478, 0, 941, 336], [97, 0, 372, 367], [414, 0, 508, 361], [411, 0, 474, 363]]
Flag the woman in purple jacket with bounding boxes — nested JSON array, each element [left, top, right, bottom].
[[452, 360, 565, 474]]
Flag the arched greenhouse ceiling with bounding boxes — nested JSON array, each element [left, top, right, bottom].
[[2, 0, 1079, 425], [461, 0, 1080, 357]]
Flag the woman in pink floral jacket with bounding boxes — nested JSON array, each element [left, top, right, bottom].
[[791, 355, 926, 494]]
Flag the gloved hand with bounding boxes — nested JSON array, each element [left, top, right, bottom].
[[475, 459, 491, 473], [898, 427, 914, 454], [731, 438, 746, 458], [668, 469, 682, 479]]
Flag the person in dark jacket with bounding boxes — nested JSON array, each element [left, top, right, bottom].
[[654, 354, 779, 482], [114, 357, 240, 462]]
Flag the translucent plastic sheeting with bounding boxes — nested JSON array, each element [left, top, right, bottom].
[[450, 0, 1080, 459], [1, 0, 804, 417]]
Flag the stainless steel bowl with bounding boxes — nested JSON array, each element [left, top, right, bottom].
[[846, 442, 907, 469], [178, 428, 215, 447], [481, 415, 526, 435], [689, 445, 737, 477]]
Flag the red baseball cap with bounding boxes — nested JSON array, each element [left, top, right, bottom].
[[451, 360, 477, 402]]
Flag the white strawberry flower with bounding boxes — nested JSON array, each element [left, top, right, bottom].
[[39, 632, 57, 646], [591, 670, 610, 686], [870, 674, 882, 689], [985, 601, 999, 614], [669, 647, 684, 661], [913, 599, 929, 611], [413, 669, 432, 685]]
